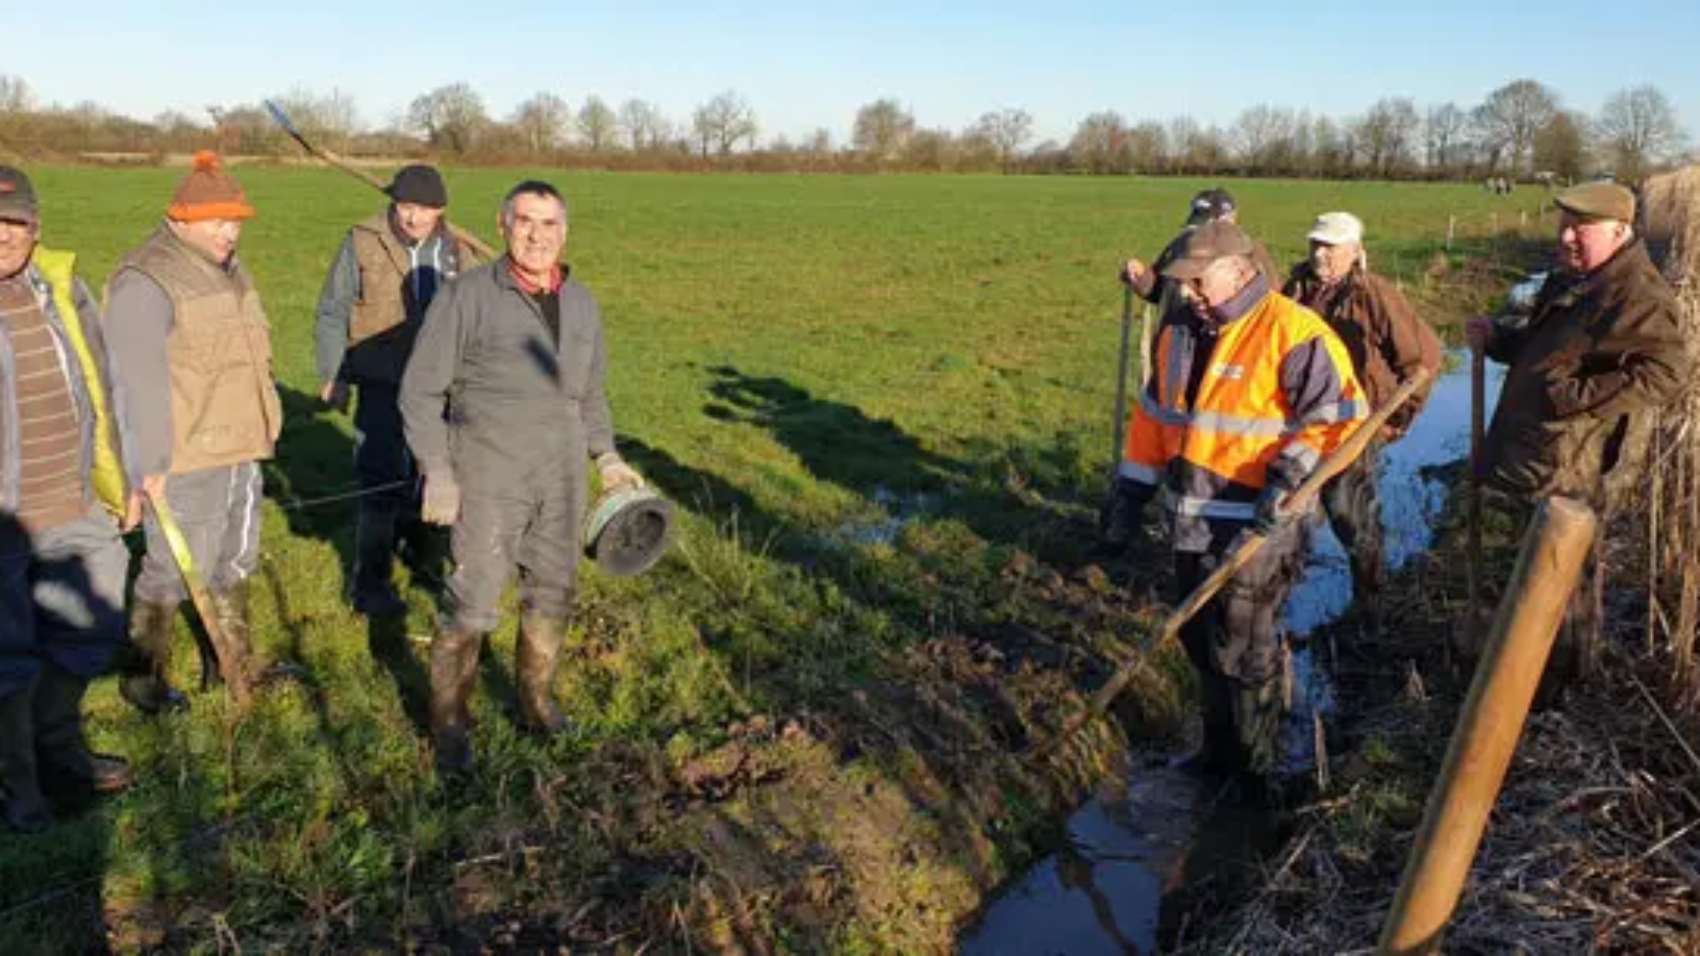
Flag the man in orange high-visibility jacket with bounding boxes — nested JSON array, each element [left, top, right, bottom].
[[1113, 221, 1367, 785]]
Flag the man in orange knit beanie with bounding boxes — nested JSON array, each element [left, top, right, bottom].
[[103, 151, 287, 711]]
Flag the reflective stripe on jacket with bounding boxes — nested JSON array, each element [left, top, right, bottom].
[[1121, 280, 1367, 551]]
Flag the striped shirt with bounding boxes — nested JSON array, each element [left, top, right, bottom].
[[0, 275, 87, 532]]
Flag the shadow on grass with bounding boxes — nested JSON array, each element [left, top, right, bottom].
[[0, 513, 117, 954], [266, 385, 361, 602], [0, 369, 1179, 952], [0, 513, 233, 953], [366, 616, 430, 737]]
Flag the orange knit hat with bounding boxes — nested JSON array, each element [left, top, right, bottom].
[[167, 150, 255, 222]]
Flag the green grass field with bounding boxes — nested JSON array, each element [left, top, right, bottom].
[[3, 168, 1545, 951]]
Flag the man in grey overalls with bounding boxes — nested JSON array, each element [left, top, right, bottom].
[[401, 180, 645, 774]]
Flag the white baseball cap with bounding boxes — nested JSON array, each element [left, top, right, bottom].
[[1307, 211, 1364, 246]]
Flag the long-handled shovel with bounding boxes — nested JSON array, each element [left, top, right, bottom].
[[262, 101, 497, 261], [1037, 368, 1432, 754]]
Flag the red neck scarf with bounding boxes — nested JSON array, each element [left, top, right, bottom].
[[506, 256, 562, 295]]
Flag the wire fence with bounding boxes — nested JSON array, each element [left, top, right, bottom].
[[262, 476, 415, 513]]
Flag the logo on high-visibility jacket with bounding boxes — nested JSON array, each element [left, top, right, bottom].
[[1211, 363, 1246, 380]]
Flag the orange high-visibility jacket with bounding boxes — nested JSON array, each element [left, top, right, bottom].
[[1121, 285, 1366, 548]]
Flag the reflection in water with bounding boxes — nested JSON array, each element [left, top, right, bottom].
[[959, 773, 1200, 955], [1284, 351, 1507, 636], [828, 484, 935, 547], [961, 351, 1500, 954], [1507, 271, 1548, 313], [1278, 643, 1336, 776]]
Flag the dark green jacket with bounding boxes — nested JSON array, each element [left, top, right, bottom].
[[1482, 238, 1688, 503]]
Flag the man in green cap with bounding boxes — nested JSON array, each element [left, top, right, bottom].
[[1467, 181, 1688, 684]]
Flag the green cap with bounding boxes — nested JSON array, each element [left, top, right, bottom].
[[1554, 181, 1635, 223]]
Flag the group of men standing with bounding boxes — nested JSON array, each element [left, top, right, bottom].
[[0, 151, 1685, 828], [1105, 182, 1685, 793], [0, 155, 645, 830]]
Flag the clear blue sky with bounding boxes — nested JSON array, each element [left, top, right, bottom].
[[9, 1, 1698, 149]]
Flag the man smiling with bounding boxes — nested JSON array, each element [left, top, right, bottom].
[[400, 180, 645, 774], [105, 151, 285, 712]]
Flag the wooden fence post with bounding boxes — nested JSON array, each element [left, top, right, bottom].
[[1377, 498, 1598, 955]]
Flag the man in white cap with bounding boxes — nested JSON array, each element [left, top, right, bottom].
[[1283, 211, 1440, 637]]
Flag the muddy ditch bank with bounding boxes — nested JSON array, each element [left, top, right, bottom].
[[212, 541, 1194, 953]]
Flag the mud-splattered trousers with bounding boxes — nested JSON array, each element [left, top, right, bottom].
[[1174, 519, 1306, 777], [1321, 434, 1385, 615], [400, 262, 617, 635]]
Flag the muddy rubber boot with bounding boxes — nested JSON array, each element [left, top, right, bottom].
[[351, 507, 407, 618], [0, 689, 51, 833], [119, 600, 189, 715], [515, 614, 570, 734], [33, 666, 132, 795], [429, 627, 482, 775], [205, 583, 256, 706]]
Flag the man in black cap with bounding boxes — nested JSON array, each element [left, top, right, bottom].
[[1102, 188, 1280, 546], [1467, 181, 1687, 683], [1118, 188, 1280, 304], [314, 164, 483, 616]]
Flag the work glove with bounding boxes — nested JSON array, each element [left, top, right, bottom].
[[1098, 477, 1155, 547], [421, 474, 462, 526], [1251, 484, 1292, 535], [596, 453, 645, 493]]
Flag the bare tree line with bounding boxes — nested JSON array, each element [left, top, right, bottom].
[[0, 75, 1688, 181]]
